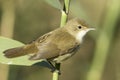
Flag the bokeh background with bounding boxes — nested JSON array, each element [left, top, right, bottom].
[[0, 0, 120, 80]]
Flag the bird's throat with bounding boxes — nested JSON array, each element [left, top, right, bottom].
[[76, 30, 88, 42]]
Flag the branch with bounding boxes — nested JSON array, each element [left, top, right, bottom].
[[52, 0, 71, 80]]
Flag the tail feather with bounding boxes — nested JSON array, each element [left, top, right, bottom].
[[3, 47, 27, 58], [3, 43, 39, 58]]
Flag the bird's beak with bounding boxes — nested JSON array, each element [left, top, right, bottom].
[[88, 28, 95, 31], [83, 27, 95, 32]]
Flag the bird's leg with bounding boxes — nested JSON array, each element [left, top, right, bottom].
[[55, 62, 61, 75], [47, 61, 61, 75], [47, 61, 56, 72]]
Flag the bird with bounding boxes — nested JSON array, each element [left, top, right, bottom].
[[3, 18, 95, 64]]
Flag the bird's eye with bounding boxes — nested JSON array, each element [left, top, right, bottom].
[[78, 26, 82, 29]]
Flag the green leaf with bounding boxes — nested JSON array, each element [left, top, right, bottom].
[[0, 36, 44, 66], [44, 0, 62, 10]]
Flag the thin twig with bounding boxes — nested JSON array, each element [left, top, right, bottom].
[[52, 0, 71, 80]]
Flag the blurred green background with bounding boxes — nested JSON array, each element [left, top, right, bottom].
[[0, 0, 120, 80]]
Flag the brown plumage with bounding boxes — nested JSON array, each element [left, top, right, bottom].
[[3, 18, 94, 63]]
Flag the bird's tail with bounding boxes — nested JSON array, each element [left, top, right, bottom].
[[3, 44, 38, 58], [3, 46, 28, 58]]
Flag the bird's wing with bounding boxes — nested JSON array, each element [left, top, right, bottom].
[[29, 31, 61, 60], [51, 31, 80, 56], [29, 42, 60, 60], [29, 29, 80, 60]]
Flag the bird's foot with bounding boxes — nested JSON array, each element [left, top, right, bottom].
[[51, 68, 61, 75]]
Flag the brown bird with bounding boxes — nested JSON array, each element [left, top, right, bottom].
[[3, 18, 95, 64]]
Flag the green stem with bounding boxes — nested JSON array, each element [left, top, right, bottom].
[[52, 0, 71, 80], [86, 0, 120, 80], [60, 0, 71, 27], [52, 63, 61, 80], [52, 70, 59, 80], [0, 0, 15, 80]]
